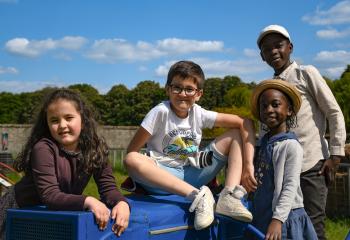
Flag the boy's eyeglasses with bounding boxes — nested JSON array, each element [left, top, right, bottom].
[[169, 85, 199, 96]]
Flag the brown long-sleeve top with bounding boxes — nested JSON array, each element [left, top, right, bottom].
[[15, 137, 127, 210]]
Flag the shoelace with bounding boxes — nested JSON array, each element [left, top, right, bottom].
[[189, 187, 207, 212], [195, 194, 209, 213]]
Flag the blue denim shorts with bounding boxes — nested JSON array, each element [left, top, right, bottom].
[[137, 141, 228, 194]]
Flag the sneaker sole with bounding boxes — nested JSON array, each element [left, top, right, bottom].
[[194, 215, 214, 230], [215, 210, 252, 223]]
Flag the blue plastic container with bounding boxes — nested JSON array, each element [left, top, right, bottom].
[[6, 194, 264, 240]]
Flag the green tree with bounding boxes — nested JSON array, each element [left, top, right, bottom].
[[200, 76, 243, 110], [103, 84, 131, 125], [332, 65, 350, 132], [17, 88, 54, 123], [128, 81, 166, 125], [199, 77, 223, 109], [0, 92, 22, 123], [223, 85, 251, 108], [68, 84, 104, 122]]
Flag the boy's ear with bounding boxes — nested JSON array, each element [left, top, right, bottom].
[[260, 51, 266, 62], [289, 42, 293, 53], [195, 90, 203, 102], [165, 85, 171, 96]]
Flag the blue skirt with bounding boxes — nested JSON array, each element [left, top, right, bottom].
[[282, 208, 317, 240]]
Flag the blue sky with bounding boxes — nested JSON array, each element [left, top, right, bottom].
[[1, 0, 350, 94]]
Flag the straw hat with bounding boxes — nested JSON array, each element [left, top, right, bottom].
[[251, 79, 302, 119]]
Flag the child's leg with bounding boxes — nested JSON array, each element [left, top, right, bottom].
[[124, 152, 215, 230], [213, 129, 253, 222], [124, 152, 196, 196], [214, 129, 243, 188]]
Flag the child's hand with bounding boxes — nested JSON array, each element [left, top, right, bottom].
[[265, 219, 282, 240], [111, 201, 130, 237], [84, 196, 111, 230], [319, 155, 341, 186], [242, 163, 257, 192]]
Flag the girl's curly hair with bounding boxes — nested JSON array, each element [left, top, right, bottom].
[[14, 88, 109, 175]]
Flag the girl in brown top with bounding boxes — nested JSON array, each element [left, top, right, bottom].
[[0, 89, 130, 239]]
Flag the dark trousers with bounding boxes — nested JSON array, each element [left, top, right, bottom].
[[301, 160, 328, 240]]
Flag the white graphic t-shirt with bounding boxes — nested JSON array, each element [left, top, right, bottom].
[[141, 101, 217, 168]]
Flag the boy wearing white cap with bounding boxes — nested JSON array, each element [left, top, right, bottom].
[[255, 24, 346, 240]]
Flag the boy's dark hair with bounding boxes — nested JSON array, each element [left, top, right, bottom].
[[14, 88, 109, 175], [166, 60, 205, 89]]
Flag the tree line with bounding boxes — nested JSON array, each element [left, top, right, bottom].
[[1, 66, 349, 135]]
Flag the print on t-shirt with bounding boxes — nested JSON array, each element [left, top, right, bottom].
[[162, 128, 198, 161]]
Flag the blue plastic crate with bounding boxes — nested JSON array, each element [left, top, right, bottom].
[[6, 194, 264, 240]]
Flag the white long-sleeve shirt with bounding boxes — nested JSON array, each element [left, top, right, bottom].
[[274, 61, 346, 172]]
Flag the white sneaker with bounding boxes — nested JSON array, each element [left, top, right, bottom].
[[215, 185, 253, 222], [189, 186, 215, 230]]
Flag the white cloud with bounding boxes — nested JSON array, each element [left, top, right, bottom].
[[313, 50, 350, 79], [85, 38, 165, 63], [314, 50, 350, 63], [0, 66, 18, 74], [155, 61, 177, 77], [56, 36, 87, 50], [316, 28, 350, 39], [156, 38, 223, 53], [54, 53, 72, 61], [243, 48, 259, 57], [0, 80, 63, 93], [323, 67, 346, 78], [138, 66, 148, 72], [302, 1, 350, 25], [5, 36, 87, 57], [155, 57, 266, 79], [85, 38, 224, 63]]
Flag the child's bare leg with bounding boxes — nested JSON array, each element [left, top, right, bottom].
[[214, 129, 252, 222], [124, 152, 216, 230], [124, 152, 196, 196], [214, 129, 243, 188]]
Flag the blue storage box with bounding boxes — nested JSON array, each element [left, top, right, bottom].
[[6, 194, 264, 240]]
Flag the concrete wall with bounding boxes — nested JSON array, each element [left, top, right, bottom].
[[0, 124, 139, 157]]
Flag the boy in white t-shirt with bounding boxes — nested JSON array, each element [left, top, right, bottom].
[[124, 60, 256, 230]]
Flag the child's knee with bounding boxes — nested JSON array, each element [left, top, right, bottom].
[[123, 152, 139, 168], [215, 129, 242, 152]]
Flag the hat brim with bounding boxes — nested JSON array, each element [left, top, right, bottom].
[[250, 79, 302, 119], [257, 30, 291, 47]]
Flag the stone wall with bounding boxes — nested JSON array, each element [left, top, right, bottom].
[[0, 124, 138, 157]]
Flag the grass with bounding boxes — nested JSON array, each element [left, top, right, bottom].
[[325, 218, 350, 239]]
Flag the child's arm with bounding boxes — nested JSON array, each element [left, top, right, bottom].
[[93, 162, 130, 235], [304, 66, 346, 184], [272, 140, 303, 224], [265, 219, 282, 240], [83, 196, 111, 230], [111, 201, 130, 237], [127, 126, 151, 153], [214, 113, 257, 192]]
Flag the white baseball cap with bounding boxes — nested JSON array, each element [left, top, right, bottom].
[[257, 24, 291, 48]]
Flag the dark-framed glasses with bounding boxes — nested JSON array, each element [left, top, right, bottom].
[[169, 84, 199, 96]]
